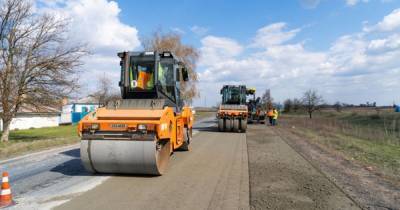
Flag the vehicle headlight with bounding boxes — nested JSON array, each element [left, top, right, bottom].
[[91, 123, 99, 130], [137, 124, 147, 131], [160, 123, 168, 131]]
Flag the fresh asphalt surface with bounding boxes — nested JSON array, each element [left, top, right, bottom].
[[2, 117, 247, 209], [56, 120, 249, 210]]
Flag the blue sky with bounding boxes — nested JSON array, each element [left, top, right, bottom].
[[116, 0, 398, 49], [39, 0, 400, 106]]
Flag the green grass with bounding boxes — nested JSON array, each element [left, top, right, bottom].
[[299, 128, 399, 173], [6, 125, 78, 141], [0, 125, 79, 159], [286, 110, 400, 145], [339, 112, 400, 132], [281, 114, 400, 181]]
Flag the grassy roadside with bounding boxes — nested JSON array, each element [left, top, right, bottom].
[[279, 114, 400, 182], [0, 125, 79, 160]]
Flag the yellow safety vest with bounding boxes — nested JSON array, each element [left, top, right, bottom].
[[273, 110, 278, 119]]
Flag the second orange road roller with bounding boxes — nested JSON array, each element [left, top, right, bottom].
[[78, 51, 194, 175]]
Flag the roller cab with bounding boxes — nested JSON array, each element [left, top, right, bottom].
[[78, 51, 193, 175]]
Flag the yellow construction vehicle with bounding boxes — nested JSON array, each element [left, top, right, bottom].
[[217, 85, 248, 132], [246, 88, 266, 124], [78, 51, 194, 175]]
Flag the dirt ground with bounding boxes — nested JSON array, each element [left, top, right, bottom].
[[274, 123, 400, 210], [247, 124, 360, 210]]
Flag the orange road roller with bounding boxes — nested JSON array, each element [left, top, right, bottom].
[[78, 51, 194, 175]]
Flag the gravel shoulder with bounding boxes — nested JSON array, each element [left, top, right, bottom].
[[247, 124, 360, 210], [274, 124, 400, 210]]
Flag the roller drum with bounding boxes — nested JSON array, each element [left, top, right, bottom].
[[80, 137, 170, 175]]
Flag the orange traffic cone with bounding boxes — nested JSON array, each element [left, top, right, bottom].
[[0, 172, 14, 208]]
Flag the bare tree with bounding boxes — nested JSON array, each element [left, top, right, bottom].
[[283, 99, 292, 113], [0, 0, 87, 142], [334, 101, 342, 112], [142, 30, 199, 104], [261, 89, 273, 109], [292, 98, 302, 112], [90, 74, 120, 106], [302, 89, 323, 119]]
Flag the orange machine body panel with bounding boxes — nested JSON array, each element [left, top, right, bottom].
[[217, 109, 248, 117], [217, 106, 248, 118], [78, 106, 193, 151]]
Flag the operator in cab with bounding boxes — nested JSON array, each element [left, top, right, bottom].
[[130, 64, 154, 90]]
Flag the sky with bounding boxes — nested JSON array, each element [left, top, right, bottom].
[[37, 0, 400, 106]]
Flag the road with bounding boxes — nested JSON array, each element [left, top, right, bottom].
[[2, 117, 250, 210], [56, 121, 249, 210], [1, 118, 362, 210]]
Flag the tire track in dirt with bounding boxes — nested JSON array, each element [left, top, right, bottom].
[[272, 127, 364, 209], [274, 123, 400, 210], [247, 124, 360, 210]]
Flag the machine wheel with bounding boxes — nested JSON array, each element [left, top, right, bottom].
[[233, 118, 240, 132], [154, 140, 171, 175], [218, 118, 224, 132], [177, 128, 191, 151], [240, 119, 247, 132], [225, 119, 232, 132]]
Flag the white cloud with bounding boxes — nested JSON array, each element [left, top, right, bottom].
[[300, 0, 374, 9], [368, 34, 400, 52], [363, 8, 400, 32], [190, 25, 209, 36], [299, 0, 321, 9], [171, 27, 185, 34], [251, 22, 301, 48], [328, 32, 400, 77], [38, 0, 66, 7], [199, 36, 243, 65], [45, 0, 140, 54], [195, 12, 400, 106], [346, 0, 369, 6], [38, 0, 141, 93]]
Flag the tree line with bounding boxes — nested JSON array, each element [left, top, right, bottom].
[[283, 89, 389, 118], [283, 89, 324, 119]]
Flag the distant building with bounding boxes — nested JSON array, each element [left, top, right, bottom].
[[60, 103, 99, 124], [0, 106, 60, 131]]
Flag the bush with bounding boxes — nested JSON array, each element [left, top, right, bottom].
[[370, 114, 381, 120]]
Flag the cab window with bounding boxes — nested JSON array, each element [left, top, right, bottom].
[[129, 61, 155, 91], [158, 62, 175, 101]]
